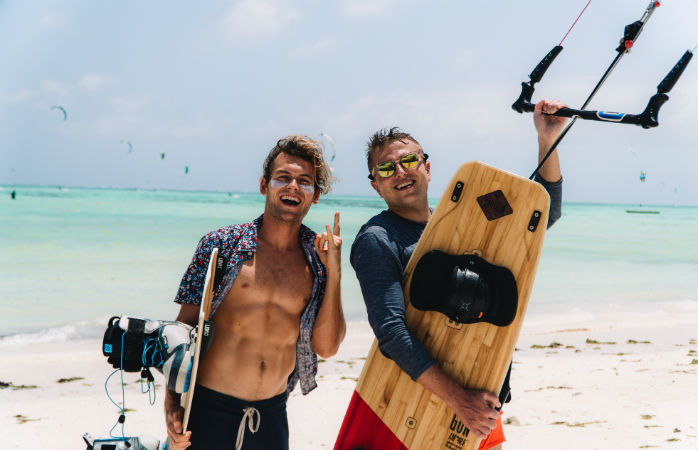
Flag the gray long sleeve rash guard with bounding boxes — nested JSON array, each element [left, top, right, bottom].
[[350, 175, 562, 381]]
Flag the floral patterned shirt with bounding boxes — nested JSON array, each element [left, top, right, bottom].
[[174, 215, 326, 395]]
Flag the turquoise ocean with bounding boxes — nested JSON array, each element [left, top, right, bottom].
[[1, 185, 696, 344]]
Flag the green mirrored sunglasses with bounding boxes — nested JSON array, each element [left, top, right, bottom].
[[369, 152, 428, 180]]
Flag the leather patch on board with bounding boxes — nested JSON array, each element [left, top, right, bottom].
[[477, 190, 513, 221]]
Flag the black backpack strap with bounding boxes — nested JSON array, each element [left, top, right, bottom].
[[122, 318, 145, 372], [102, 316, 122, 368], [498, 361, 513, 407]]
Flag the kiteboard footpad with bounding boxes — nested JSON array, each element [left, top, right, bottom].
[[410, 250, 517, 327]]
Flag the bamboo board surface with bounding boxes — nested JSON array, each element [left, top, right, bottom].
[[181, 247, 218, 432], [344, 161, 550, 450]]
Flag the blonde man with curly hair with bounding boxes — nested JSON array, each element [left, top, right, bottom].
[[165, 135, 345, 450]]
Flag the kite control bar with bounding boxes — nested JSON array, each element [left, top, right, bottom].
[[512, 1, 660, 116], [510, 1, 694, 179], [543, 49, 694, 128]]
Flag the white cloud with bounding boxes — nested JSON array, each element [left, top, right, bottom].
[[40, 12, 70, 27], [171, 115, 229, 139], [9, 90, 36, 104], [79, 74, 110, 92], [339, 0, 398, 18], [285, 37, 336, 60], [221, 0, 301, 45], [322, 85, 524, 159], [110, 94, 151, 114], [86, 102, 228, 140], [88, 114, 166, 139], [41, 80, 67, 95], [449, 49, 478, 70]]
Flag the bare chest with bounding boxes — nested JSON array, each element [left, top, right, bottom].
[[226, 246, 314, 314]]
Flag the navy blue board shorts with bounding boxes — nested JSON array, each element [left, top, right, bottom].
[[188, 385, 289, 450]]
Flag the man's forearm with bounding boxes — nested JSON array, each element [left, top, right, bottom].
[[312, 272, 346, 357], [536, 136, 562, 183], [416, 363, 501, 439], [165, 388, 181, 409], [416, 363, 463, 409]]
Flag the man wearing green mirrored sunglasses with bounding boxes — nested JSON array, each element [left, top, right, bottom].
[[351, 100, 567, 450]]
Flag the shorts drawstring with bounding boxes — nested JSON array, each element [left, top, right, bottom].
[[235, 406, 260, 450]]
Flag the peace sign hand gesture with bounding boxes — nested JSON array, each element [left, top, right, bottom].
[[314, 212, 342, 275]]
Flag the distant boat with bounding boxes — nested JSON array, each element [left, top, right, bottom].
[[626, 210, 660, 214]]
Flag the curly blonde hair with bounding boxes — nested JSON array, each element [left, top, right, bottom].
[[263, 135, 334, 195]]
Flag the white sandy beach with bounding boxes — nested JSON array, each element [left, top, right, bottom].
[[1, 320, 696, 450]]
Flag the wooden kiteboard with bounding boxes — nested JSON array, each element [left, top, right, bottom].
[[335, 161, 550, 450], [181, 247, 219, 431]]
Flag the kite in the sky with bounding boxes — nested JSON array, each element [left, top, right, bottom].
[[639, 171, 646, 182], [319, 132, 336, 162], [120, 140, 133, 153], [184, 165, 189, 175], [51, 105, 67, 121], [160, 152, 166, 160]]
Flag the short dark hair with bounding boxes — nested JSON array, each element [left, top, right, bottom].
[[263, 135, 334, 195], [365, 127, 424, 175]]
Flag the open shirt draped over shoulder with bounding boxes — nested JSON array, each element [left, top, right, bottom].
[[174, 215, 326, 395]]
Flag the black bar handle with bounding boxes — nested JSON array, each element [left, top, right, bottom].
[[530, 45, 564, 83], [512, 46, 563, 113], [545, 95, 668, 129], [532, 49, 693, 128], [635, 93, 670, 128], [657, 50, 693, 94], [512, 86, 536, 113], [551, 107, 633, 124]]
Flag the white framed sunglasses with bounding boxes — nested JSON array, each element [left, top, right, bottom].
[[269, 176, 315, 194]]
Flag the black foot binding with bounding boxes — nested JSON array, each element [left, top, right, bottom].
[[410, 250, 518, 327]]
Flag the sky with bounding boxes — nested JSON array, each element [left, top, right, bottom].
[[1, 0, 696, 205]]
